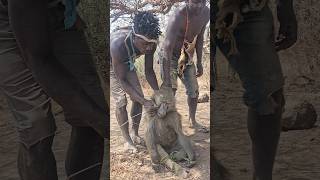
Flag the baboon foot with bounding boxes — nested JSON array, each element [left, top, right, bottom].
[[131, 134, 146, 147], [190, 122, 209, 133], [170, 150, 187, 161], [124, 142, 138, 153]]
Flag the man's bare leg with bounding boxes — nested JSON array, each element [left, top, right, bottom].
[[247, 90, 284, 180], [130, 101, 145, 146], [188, 95, 209, 133], [116, 105, 137, 153]]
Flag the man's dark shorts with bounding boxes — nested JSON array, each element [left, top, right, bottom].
[[216, 5, 284, 115]]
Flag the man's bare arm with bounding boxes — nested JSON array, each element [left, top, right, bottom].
[[162, 17, 179, 87], [275, 0, 297, 51], [196, 26, 206, 65], [145, 50, 159, 91], [111, 51, 147, 105], [195, 24, 207, 77]]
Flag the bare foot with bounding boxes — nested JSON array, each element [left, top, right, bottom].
[[190, 122, 209, 133], [124, 142, 138, 153], [131, 134, 146, 147]]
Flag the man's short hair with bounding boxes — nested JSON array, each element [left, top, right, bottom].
[[133, 11, 161, 39]]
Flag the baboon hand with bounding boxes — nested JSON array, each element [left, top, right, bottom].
[[144, 99, 157, 116]]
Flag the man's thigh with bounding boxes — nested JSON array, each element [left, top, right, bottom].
[[0, 18, 56, 148], [49, 9, 107, 125], [52, 29, 106, 110], [110, 67, 127, 108]]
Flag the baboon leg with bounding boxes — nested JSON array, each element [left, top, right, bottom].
[[177, 134, 195, 161], [169, 113, 195, 161], [145, 120, 160, 164]]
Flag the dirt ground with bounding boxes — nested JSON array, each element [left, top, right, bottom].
[[0, 97, 108, 180], [213, 57, 320, 180], [110, 77, 210, 180]]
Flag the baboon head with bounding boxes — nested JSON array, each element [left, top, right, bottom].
[[152, 87, 176, 118]]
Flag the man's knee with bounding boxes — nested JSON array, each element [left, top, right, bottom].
[[15, 106, 56, 148], [271, 88, 285, 111], [19, 135, 54, 152], [244, 88, 285, 115], [187, 88, 199, 98]]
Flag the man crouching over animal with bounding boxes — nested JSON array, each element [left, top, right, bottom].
[[110, 12, 161, 153], [144, 87, 195, 172]]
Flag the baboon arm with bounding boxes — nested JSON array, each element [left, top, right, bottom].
[[145, 121, 160, 164], [157, 145, 189, 177], [177, 134, 195, 161], [169, 113, 195, 161]]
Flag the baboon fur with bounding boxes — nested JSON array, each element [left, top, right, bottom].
[[144, 87, 195, 166]]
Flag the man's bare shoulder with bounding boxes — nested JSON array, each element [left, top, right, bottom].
[[111, 29, 127, 42], [173, 5, 186, 15], [171, 5, 188, 21], [166, 6, 186, 31], [110, 31, 126, 50], [110, 31, 127, 61]]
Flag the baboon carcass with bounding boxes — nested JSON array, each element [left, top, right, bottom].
[[144, 87, 195, 169]]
